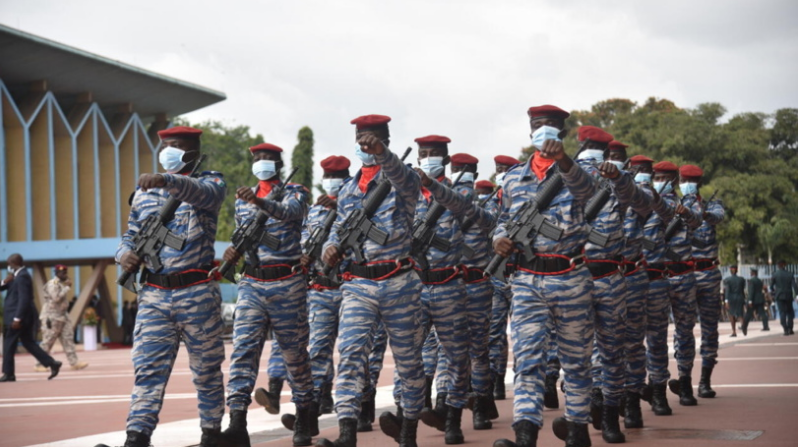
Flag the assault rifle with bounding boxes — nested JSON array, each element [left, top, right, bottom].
[[460, 186, 500, 259], [213, 167, 299, 282], [321, 147, 412, 276], [304, 207, 337, 262], [411, 170, 466, 270], [584, 159, 631, 247], [484, 172, 565, 281], [117, 155, 207, 293]]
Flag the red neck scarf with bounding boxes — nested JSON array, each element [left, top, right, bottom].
[[358, 165, 381, 193], [421, 175, 446, 202], [531, 152, 555, 180], [256, 179, 281, 198]]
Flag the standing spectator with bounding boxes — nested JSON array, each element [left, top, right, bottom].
[[722, 265, 745, 337], [772, 260, 798, 336], [35, 265, 88, 372], [742, 268, 770, 335], [1, 254, 62, 382]]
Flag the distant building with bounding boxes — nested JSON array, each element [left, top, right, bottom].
[[0, 24, 225, 341]]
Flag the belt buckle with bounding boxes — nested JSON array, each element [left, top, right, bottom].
[[291, 264, 303, 274], [569, 253, 585, 268]]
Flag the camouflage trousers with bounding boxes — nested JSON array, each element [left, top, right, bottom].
[[127, 282, 225, 436], [589, 271, 628, 406], [267, 336, 287, 381], [40, 316, 79, 366], [511, 267, 594, 427], [489, 277, 512, 377], [227, 274, 313, 411], [363, 320, 388, 397], [623, 268, 649, 394], [668, 272, 698, 378], [308, 287, 343, 395], [646, 277, 671, 385], [336, 271, 424, 419], [545, 318, 560, 377], [694, 268, 722, 369]]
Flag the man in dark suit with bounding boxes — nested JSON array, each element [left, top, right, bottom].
[[1, 253, 61, 382]]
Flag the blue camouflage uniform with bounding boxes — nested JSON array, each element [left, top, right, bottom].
[[425, 178, 498, 399], [303, 202, 344, 398], [117, 172, 226, 436], [399, 177, 469, 410], [267, 337, 287, 381], [690, 197, 725, 369], [610, 173, 654, 395], [226, 182, 314, 412], [488, 192, 512, 383], [654, 192, 702, 379], [574, 160, 628, 408], [494, 157, 596, 428], [323, 148, 425, 420]]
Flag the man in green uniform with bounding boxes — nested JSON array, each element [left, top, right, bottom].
[[742, 268, 769, 335], [772, 260, 798, 336], [722, 266, 746, 337]]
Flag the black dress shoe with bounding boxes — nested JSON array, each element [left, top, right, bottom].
[[0, 374, 16, 382], [48, 361, 62, 380]]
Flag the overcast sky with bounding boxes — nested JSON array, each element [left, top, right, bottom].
[[2, 0, 797, 180]]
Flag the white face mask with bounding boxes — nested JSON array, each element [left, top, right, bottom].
[[679, 182, 698, 196], [159, 147, 187, 174], [252, 160, 277, 180], [608, 160, 625, 170], [419, 156, 445, 178], [634, 173, 652, 184], [456, 172, 475, 184], [322, 178, 344, 196], [577, 149, 605, 164], [653, 181, 673, 194], [495, 172, 507, 187]]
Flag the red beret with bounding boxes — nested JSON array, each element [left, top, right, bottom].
[[679, 164, 703, 178], [350, 114, 391, 130], [475, 180, 495, 190], [577, 126, 613, 144], [157, 126, 202, 140], [249, 143, 284, 154], [527, 105, 570, 121], [653, 161, 678, 173], [494, 155, 520, 166], [414, 135, 451, 146], [608, 140, 628, 151], [320, 155, 351, 172], [450, 153, 479, 166], [54, 264, 67, 271], [629, 155, 654, 166]]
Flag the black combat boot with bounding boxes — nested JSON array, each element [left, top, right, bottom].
[[487, 393, 500, 420], [590, 387, 603, 430], [677, 376, 697, 406], [357, 395, 375, 432], [123, 430, 151, 447], [445, 406, 465, 445], [255, 378, 284, 415], [319, 382, 334, 415], [698, 366, 716, 398], [314, 418, 357, 447], [552, 416, 568, 441], [282, 402, 320, 436], [473, 395, 493, 430], [601, 405, 625, 444], [378, 406, 403, 442], [650, 383, 672, 416], [423, 376, 434, 409], [420, 392, 447, 431], [222, 409, 251, 447], [293, 405, 315, 446], [565, 420, 592, 447], [199, 428, 223, 447], [544, 373, 560, 409], [494, 372, 506, 400], [399, 418, 419, 447], [493, 420, 539, 447], [623, 391, 643, 429]]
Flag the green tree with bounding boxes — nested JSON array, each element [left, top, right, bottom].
[[291, 126, 315, 201], [757, 218, 792, 265]]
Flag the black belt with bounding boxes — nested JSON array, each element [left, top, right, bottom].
[[415, 266, 460, 285], [143, 266, 213, 289], [310, 274, 340, 289], [346, 258, 413, 280], [462, 266, 487, 283], [667, 261, 694, 276], [244, 263, 300, 281], [585, 255, 623, 279], [694, 258, 719, 271], [646, 262, 667, 281], [517, 253, 585, 274], [622, 255, 647, 277]]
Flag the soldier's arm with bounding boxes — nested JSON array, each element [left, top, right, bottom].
[[162, 174, 227, 212], [612, 172, 653, 217], [300, 207, 315, 251], [258, 186, 308, 222], [427, 180, 496, 232], [54, 282, 70, 304], [322, 188, 350, 254], [682, 197, 703, 229], [651, 194, 676, 224], [116, 197, 142, 262], [703, 199, 725, 225], [493, 179, 515, 241], [374, 147, 420, 202], [560, 161, 598, 205]]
